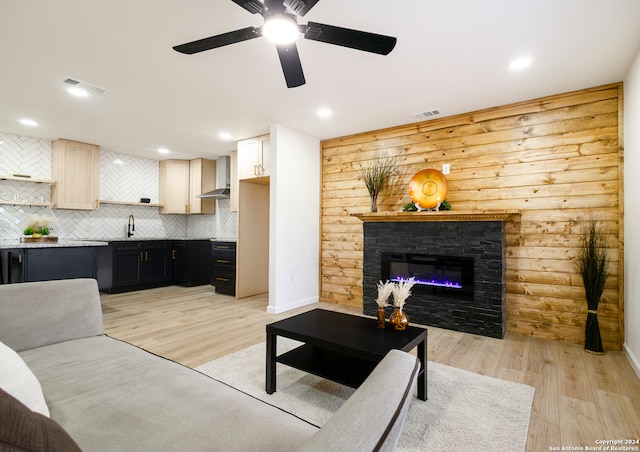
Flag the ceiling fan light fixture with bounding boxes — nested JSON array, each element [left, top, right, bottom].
[[263, 14, 299, 44], [172, 3, 398, 88]]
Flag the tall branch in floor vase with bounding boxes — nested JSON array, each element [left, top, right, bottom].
[[577, 216, 609, 354]]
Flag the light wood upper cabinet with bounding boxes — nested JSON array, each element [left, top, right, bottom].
[[237, 134, 270, 181], [230, 150, 238, 212], [159, 160, 189, 214], [51, 139, 100, 210], [189, 158, 216, 214], [159, 158, 216, 214]]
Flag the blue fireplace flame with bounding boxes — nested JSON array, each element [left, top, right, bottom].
[[390, 275, 463, 289]]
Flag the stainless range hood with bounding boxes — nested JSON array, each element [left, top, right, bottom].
[[197, 156, 230, 199]]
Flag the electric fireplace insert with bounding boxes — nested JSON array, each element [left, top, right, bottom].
[[381, 252, 474, 300]]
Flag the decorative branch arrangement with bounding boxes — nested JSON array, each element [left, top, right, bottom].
[[375, 280, 395, 328], [376, 277, 416, 331], [376, 280, 395, 308], [357, 154, 397, 213], [577, 217, 608, 354], [392, 277, 416, 311]]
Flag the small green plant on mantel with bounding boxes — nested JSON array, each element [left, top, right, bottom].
[[577, 216, 609, 354], [403, 199, 451, 212], [357, 154, 397, 213], [402, 201, 418, 211]]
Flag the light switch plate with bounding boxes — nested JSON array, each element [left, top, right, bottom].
[[442, 163, 450, 174]]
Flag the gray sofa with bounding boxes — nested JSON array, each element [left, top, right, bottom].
[[0, 279, 419, 452]]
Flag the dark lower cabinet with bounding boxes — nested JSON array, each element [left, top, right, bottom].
[[172, 240, 211, 287], [0, 249, 24, 284], [1, 247, 95, 284], [171, 241, 188, 284], [2, 239, 216, 292], [25, 247, 96, 282], [211, 241, 236, 296], [143, 242, 171, 284], [111, 242, 143, 287], [96, 240, 212, 293], [97, 241, 171, 293]]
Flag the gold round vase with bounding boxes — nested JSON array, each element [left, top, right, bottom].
[[389, 308, 409, 331]]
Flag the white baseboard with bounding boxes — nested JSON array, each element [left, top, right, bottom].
[[267, 296, 318, 314], [624, 343, 640, 380]]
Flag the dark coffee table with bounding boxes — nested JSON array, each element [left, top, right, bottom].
[[266, 309, 428, 400]]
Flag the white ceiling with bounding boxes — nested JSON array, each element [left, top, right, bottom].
[[1, 0, 640, 161]]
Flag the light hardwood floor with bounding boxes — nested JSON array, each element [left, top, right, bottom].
[[100, 285, 640, 451]]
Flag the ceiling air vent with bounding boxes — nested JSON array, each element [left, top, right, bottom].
[[415, 109, 441, 120], [62, 77, 109, 95]]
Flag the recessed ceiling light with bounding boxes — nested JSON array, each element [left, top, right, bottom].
[[219, 132, 232, 140], [158, 148, 170, 154], [68, 86, 89, 97], [317, 108, 332, 119], [19, 118, 37, 127], [509, 56, 532, 71]]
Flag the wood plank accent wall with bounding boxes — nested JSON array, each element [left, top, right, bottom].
[[320, 83, 624, 351]]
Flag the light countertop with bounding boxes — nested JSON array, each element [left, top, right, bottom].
[[0, 236, 235, 249], [94, 237, 216, 242], [0, 239, 109, 249]]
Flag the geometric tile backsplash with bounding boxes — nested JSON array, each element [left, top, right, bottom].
[[101, 150, 159, 203], [0, 132, 237, 240], [0, 133, 51, 179]]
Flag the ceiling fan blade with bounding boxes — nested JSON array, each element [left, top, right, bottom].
[[173, 27, 261, 54], [276, 43, 306, 88], [283, 0, 321, 16], [230, 0, 265, 15], [304, 21, 396, 55]]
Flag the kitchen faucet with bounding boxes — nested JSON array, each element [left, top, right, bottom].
[[127, 214, 135, 238]]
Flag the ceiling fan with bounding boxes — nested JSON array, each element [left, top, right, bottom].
[[172, 0, 397, 88]]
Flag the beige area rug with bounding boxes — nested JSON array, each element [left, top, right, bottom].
[[196, 338, 535, 452]]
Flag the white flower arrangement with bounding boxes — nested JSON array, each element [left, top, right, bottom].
[[376, 280, 395, 308], [392, 277, 416, 311]]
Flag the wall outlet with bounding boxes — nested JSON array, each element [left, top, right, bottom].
[[442, 163, 450, 175], [0, 219, 11, 230]]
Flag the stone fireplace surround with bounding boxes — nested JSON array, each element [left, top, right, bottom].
[[357, 211, 518, 339]]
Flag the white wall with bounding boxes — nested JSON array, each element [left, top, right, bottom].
[[268, 125, 320, 314], [624, 45, 640, 377]]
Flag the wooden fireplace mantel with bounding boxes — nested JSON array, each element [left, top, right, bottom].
[[352, 210, 521, 223]]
